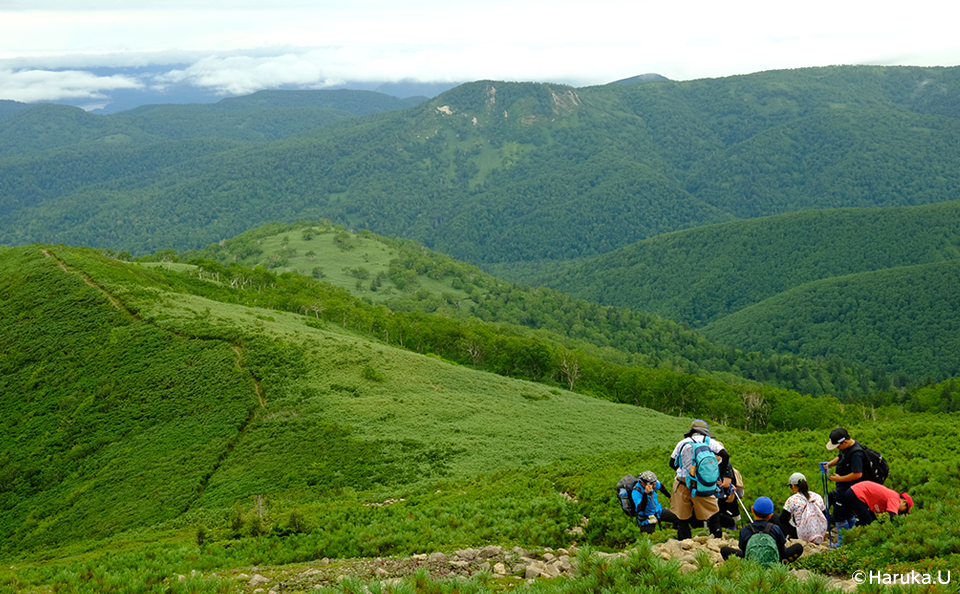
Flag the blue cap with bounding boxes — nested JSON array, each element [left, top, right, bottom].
[[753, 496, 775, 516]]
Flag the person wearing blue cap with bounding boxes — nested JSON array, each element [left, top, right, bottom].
[[720, 496, 804, 565]]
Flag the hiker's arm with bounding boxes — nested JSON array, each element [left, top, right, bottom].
[[826, 456, 839, 468], [828, 470, 862, 482], [659, 485, 672, 500], [716, 449, 732, 488]]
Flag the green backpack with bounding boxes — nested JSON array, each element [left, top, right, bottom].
[[744, 523, 780, 568]]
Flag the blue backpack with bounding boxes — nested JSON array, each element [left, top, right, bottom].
[[686, 436, 720, 497]]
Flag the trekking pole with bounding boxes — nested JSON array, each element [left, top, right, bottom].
[[820, 462, 833, 546], [734, 491, 752, 528]]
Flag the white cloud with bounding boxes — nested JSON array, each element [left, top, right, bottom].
[[0, 69, 142, 103], [1, 0, 959, 103]]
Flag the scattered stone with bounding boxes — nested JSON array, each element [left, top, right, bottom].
[[680, 563, 698, 574], [374, 568, 389, 578], [493, 563, 507, 575], [479, 545, 502, 559], [428, 552, 448, 564], [248, 574, 271, 587], [455, 548, 478, 560]]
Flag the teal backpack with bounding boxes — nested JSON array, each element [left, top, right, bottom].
[[686, 436, 720, 497], [744, 523, 780, 567]]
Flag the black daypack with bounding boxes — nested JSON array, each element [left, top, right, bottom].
[[848, 443, 890, 484], [616, 475, 640, 517]]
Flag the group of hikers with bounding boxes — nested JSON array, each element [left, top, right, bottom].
[[617, 421, 914, 567]]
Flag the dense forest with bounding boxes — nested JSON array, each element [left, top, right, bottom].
[[2, 66, 960, 263]]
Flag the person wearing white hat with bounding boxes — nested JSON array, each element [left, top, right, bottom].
[[778, 472, 828, 543]]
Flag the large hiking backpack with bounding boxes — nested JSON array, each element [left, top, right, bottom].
[[848, 443, 890, 484], [616, 475, 639, 517], [744, 523, 780, 567], [686, 436, 720, 497]]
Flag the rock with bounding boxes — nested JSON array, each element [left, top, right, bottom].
[[790, 569, 812, 580], [494, 563, 507, 575], [513, 546, 529, 557], [428, 552, 448, 564], [541, 563, 561, 579], [557, 548, 569, 556], [300, 569, 322, 576], [456, 548, 479, 560], [237, 574, 249, 579], [525, 562, 544, 579], [450, 561, 469, 568], [693, 536, 709, 544], [321, 558, 331, 565], [478, 562, 491, 573], [249, 575, 271, 587], [680, 540, 695, 550], [479, 545, 502, 559], [680, 553, 696, 565], [543, 553, 556, 563], [680, 563, 698, 574]]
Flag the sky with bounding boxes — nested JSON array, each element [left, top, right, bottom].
[[2, 0, 960, 107]]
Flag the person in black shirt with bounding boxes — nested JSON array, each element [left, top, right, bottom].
[[823, 427, 865, 530]]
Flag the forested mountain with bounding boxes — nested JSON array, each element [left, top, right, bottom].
[[2, 65, 960, 261], [505, 201, 960, 325], [701, 259, 960, 381]]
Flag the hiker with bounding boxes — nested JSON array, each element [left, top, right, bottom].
[[822, 427, 865, 531], [717, 466, 745, 530], [844, 482, 913, 527], [779, 472, 827, 543], [720, 496, 804, 565], [669, 419, 730, 539], [631, 471, 681, 534]]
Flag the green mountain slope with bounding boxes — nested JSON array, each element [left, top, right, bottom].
[[508, 201, 960, 327], [701, 259, 960, 381], [176, 220, 902, 400], [4, 243, 960, 592], [3, 66, 960, 262], [0, 244, 690, 553]]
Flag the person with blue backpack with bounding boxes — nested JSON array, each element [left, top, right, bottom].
[[720, 496, 804, 566], [668, 419, 730, 539]]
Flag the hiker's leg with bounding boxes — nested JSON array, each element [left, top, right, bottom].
[[844, 488, 873, 527], [782, 543, 804, 563], [830, 489, 849, 525], [777, 511, 798, 540], [671, 481, 694, 540], [660, 508, 680, 527], [706, 512, 723, 538], [675, 518, 692, 541], [720, 546, 743, 560], [638, 522, 655, 535]]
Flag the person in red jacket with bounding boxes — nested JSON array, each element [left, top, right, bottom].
[[844, 481, 913, 526]]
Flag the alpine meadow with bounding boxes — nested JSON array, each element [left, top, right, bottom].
[[2, 65, 960, 593]]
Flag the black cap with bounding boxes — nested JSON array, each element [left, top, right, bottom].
[[826, 427, 850, 450]]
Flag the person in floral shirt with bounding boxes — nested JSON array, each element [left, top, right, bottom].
[[780, 472, 827, 543]]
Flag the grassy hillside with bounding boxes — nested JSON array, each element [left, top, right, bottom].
[[0, 244, 690, 555], [701, 259, 960, 382], [3, 66, 960, 261], [3, 244, 960, 592], [173, 221, 905, 400]]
